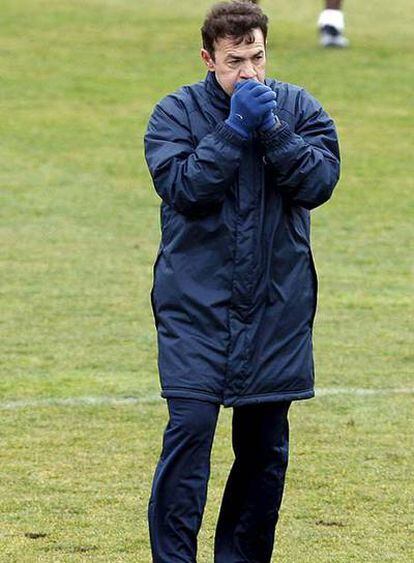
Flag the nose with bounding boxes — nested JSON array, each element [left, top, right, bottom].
[[239, 62, 257, 80]]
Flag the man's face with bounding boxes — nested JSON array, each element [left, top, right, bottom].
[[201, 28, 266, 96]]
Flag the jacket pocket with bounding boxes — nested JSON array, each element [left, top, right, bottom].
[[292, 206, 318, 327], [150, 245, 163, 329], [308, 248, 319, 329]]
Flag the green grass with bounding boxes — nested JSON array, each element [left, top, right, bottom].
[[1, 0, 413, 560]]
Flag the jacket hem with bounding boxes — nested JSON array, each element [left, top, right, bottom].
[[160, 387, 222, 405], [159, 386, 314, 407], [224, 388, 315, 407]]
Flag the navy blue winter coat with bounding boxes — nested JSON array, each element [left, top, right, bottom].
[[144, 71, 340, 408]]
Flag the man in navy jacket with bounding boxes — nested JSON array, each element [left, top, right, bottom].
[[144, 1, 340, 561]]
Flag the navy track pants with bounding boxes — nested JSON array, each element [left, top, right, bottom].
[[148, 398, 291, 562]]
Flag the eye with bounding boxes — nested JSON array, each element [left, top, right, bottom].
[[254, 53, 264, 60]]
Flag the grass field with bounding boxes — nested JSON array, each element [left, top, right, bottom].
[[1, 0, 413, 560]]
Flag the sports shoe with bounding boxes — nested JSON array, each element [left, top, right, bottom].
[[319, 24, 350, 48]]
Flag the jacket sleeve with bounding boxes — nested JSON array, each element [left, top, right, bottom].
[[260, 89, 340, 210], [144, 95, 247, 216]]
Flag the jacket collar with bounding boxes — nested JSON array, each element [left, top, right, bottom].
[[204, 71, 231, 112], [204, 71, 277, 111]]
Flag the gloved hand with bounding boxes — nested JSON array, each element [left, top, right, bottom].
[[259, 104, 279, 133], [225, 80, 277, 139]]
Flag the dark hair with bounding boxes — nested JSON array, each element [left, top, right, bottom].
[[201, 1, 268, 58]]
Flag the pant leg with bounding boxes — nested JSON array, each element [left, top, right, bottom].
[[148, 397, 220, 563], [214, 401, 291, 563]]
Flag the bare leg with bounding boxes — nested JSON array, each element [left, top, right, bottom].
[[326, 0, 342, 9]]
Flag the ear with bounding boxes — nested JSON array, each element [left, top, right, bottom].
[[201, 48, 215, 70]]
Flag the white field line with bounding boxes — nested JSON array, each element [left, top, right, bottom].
[[0, 394, 162, 411], [0, 388, 413, 411], [316, 387, 414, 397]]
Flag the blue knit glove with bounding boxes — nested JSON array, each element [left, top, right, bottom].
[[225, 80, 277, 139], [259, 104, 280, 133]]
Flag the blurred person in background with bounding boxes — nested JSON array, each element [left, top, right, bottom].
[[251, 0, 349, 47], [144, 1, 340, 561], [318, 0, 349, 47]]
